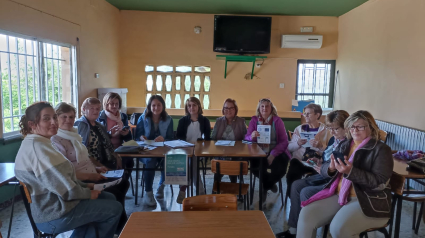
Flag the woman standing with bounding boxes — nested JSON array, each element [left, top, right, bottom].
[[297, 111, 393, 238], [135, 95, 174, 206], [175, 97, 210, 203], [15, 102, 122, 238], [52, 102, 128, 232], [245, 98, 291, 201]]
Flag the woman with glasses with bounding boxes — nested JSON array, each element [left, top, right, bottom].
[[297, 111, 393, 238], [211, 98, 247, 183], [175, 97, 211, 203], [276, 110, 349, 238], [245, 98, 291, 202]]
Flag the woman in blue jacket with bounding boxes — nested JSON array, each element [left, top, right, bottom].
[[135, 95, 173, 206]]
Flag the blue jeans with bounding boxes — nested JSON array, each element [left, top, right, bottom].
[[140, 158, 164, 192], [36, 192, 122, 238]]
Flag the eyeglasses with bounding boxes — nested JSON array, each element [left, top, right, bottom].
[[223, 107, 235, 111], [326, 127, 340, 132], [303, 113, 313, 117], [350, 126, 367, 131]]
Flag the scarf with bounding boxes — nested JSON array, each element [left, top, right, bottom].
[[301, 136, 371, 207], [105, 110, 124, 131], [56, 128, 90, 163]]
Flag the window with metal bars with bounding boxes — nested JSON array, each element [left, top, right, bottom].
[[145, 65, 211, 109], [0, 31, 78, 137], [296, 60, 336, 109]]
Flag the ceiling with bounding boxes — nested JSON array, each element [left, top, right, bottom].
[[105, 0, 368, 17]]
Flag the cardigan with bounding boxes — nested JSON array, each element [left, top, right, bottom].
[[14, 134, 91, 223], [211, 116, 246, 141], [135, 109, 174, 141], [176, 114, 211, 141]]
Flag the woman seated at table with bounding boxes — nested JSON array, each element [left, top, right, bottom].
[[135, 95, 174, 206], [15, 102, 122, 238], [245, 98, 291, 201], [175, 97, 211, 203], [286, 104, 332, 197], [276, 110, 349, 238], [296, 110, 393, 238], [211, 98, 247, 183], [52, 102, 128, 232]]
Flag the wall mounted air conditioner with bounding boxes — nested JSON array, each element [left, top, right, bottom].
[[281, 35, 323, 49]]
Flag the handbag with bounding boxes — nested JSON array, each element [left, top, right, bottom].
[[302, 147, 322, 161]]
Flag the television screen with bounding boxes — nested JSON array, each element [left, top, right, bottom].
[[214, 15, 272, 54]]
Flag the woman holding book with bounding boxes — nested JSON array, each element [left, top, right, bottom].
[[175, 97, 211, 203]]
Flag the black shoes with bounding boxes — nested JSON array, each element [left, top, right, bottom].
[[275, 230, 296, 238]]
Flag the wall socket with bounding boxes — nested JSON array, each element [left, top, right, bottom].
[[300, 27, 314, 33], [279, 83, 285, 88]]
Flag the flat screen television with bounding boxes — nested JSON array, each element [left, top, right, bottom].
[[213, 15, 272, 54]]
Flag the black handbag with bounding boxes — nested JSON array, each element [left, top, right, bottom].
[[302, 147, 322, 161], [130, 113, 142, 125]]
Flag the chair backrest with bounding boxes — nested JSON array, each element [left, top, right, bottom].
[[211, 160, 248, 176], [389, 172, 405, 196], [379, 130, 388, 144], [182, 194, 237, 211], [288, 131, 294, 141], [19, 182, 42, 236]]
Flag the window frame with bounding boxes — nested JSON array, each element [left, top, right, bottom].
[[295, 59, 336, 109], [0, 29, 78, 138]]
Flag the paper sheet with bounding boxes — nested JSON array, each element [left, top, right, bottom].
[[164, 140, 194, 148], [101, 169, 124, 178], [122, 140, 139, 146], [299, 132, 318, 148], [94, 178, 122, 191], [292, 99, 299, 106], [257, 125, 271, 144], [137, 140, 164, 147], [215, 140, 236, 146]]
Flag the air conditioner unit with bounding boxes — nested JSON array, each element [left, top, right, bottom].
[[281, 35, 323, 49]]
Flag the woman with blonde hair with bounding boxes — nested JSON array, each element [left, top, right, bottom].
[[245, 98, 291, 201], [297, 110, 393, 238]]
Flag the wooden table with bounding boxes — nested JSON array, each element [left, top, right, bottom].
[[119, 211, 275, 238], [194, 141, 267, 210], [392, 158, 425, 238], [118, 146, 194, 205]]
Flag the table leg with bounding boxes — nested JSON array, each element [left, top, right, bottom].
[[135, 158, 139, 205], [259, 159, 263, 211], [394, 195, 402, 238], [7, 183, 17, 238], [196, 156, 200, 196], [190, 156, 193, 197]]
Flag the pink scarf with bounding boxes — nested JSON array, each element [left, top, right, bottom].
[[301, 136, 371, 207]]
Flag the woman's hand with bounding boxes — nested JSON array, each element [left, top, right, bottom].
[[95, 166, 108, 173], [251, 131, 260, 139], [109, 125, 120, 136], [267, 154, 275, 166], [297, 139, 307, 146], [120, 128, 130, 136], [90, 173, 106, 182], [309, 139, 323, 149], [90, 190, 101, 199], [154, 136, 165, 142], [140, 135, 147, 141], [307, 157, 322, 173], [87, 183, 95, 190], [334, 155, 353, 175], [328, 154, 337, 173]]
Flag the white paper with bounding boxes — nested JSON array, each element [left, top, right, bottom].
[[101, 169, 124, 178], [302, 161, 315, 168], [215, 140, 235, 146], [164, 140, 194, 148], [94, 178, 122, 191], [164, 154, 188, 185], [299, 132, 318, 147], [257, 125, 271, 144], [136, 140, 164, 147], [122, 140, 139, 146], [292, 99, 299, 106]]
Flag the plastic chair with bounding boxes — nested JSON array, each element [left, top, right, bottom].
[[379, 130, 388, 144], [182, 194, 237, 211]]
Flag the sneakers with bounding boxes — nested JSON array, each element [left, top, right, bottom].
[[271, 183, 278, 193], [155, 183, 165, 199], [143, 191, 157, 207], [176, 191, 186, 204]]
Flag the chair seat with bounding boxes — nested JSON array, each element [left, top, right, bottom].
[[213, 182, 249, 195]]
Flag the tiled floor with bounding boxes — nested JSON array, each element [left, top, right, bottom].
[[1, 171, 425, 238]]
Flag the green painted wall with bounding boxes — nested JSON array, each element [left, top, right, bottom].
[[0, 139, 22, 204]]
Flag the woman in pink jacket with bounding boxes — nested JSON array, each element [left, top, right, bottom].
[[245, 98, 291, 201]]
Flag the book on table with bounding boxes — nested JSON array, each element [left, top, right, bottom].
[[164, 140, 194, 148], [215, 140, 235, 146]]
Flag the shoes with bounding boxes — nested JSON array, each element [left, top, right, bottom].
[[176, 191, 186, 204], [271, 183, 278, 193], [143, 191, 157, 207], [275, 230, 296, 238], [262, 188, 268, 204], [155, 183, 165, 199]]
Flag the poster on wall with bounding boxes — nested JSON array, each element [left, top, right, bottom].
[[164, 154, 188, 185]]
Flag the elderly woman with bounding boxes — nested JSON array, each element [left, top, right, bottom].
[[52, 102, 129, 232], [296, 110, 393, 238], [245, 98, 291, 200], [175, 97, 210, 203], [211, 98, 247, 183], [135, 95, 173, 206], [276, 110, 349, 238], [15, 102, 122, 238]]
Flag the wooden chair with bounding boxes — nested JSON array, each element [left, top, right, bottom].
[[288, 130, 294, 141], [211, 160, 250, 210], [20, 182, 99, 238], [182, 194, 237, 211], [379, 130, 388, 144]]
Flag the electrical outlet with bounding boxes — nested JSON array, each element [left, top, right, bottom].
[[279, 83, 285, 88], [300, 27, 314, 33], [256, 63, 261, 68]]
